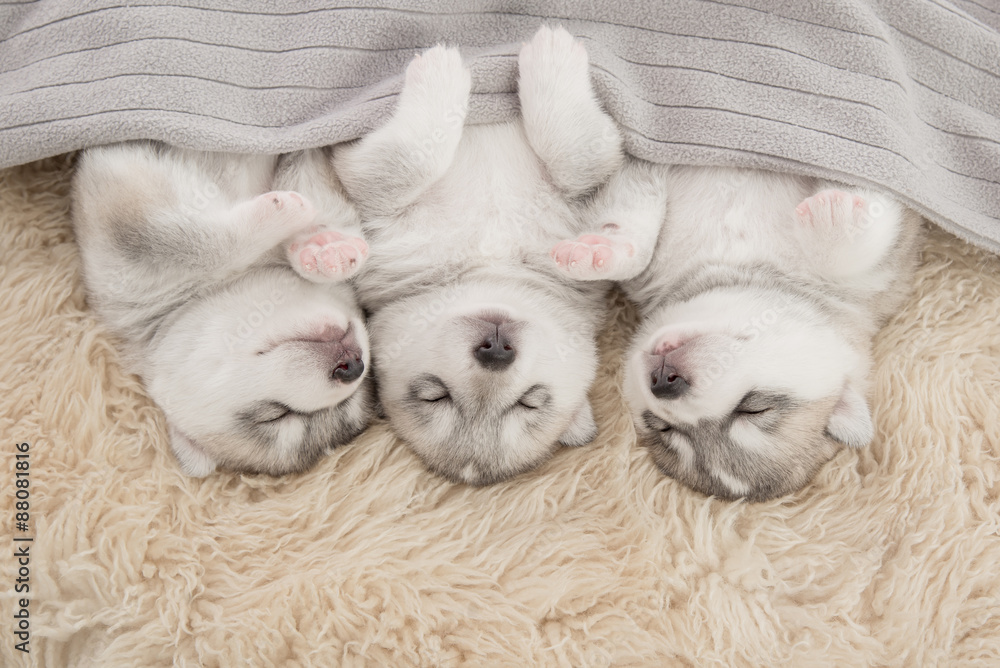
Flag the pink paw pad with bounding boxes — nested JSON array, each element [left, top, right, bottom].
[[551, 234, 634, 272], [291, 230, 368, 278]]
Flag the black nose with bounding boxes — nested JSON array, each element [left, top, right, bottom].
[[332, 356, 364, 383], [651, 364, 688, 399], [474, 330, 515, 371]]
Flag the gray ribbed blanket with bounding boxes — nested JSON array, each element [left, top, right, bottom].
[[2, 1, 998, 253]]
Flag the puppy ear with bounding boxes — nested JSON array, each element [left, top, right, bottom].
[[825, 384, 874, 449], [558, 401, 598, 447], [168, 424, 217, 477]]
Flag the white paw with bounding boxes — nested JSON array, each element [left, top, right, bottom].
[[551, 232, 634, 280], [518, 26, 592, 109], [795, 189, 871, 242], [519, 25, 589, 81], [795, 189, 901, 278], [406, 45, 466, 87], [287, 228, 368, 281], [399, 45, 471, 117], [251, 190, 316, 230]]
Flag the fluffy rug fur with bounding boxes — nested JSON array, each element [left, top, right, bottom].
[[2, 155, 998, 667]]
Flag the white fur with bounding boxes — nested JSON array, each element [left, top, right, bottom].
[[617, 165, 923, 500], [335, 28, 629, 485], [73, 144, 373, 477], [713, 469, 752, 498]]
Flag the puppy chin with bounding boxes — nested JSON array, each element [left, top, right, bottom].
[[422, 442, 555, 487]]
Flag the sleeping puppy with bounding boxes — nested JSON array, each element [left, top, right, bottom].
[[603, 164, 924, 501], [334, 27, 652, 485], [73, 144, 374, 477]]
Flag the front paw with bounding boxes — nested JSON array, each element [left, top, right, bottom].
[[398, 45, 471, 118], [795, 189, 901, 278], [287, 228, 368, 281], [795, 189, 871, 242], [519, 25, 590, 85], [551, 231, 635, 280]]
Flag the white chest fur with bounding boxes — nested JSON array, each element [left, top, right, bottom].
[[356, 123, 581, 308]]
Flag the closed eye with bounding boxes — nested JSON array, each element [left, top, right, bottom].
[[413, 376, 451, 403], [736, 407, 771, 416], [252, 402, 293, 424], [642, 411, 673, 433], [516, 384, 550, 410], [734, 390, 782, 416]]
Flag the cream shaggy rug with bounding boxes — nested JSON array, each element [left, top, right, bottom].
[[1, 155, 999, 667]]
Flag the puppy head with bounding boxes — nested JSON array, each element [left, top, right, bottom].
[[371, 279, 599, 485], [146, 268, 373, 477], [625, 288, 873, 501]]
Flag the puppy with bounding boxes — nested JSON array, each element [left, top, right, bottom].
[[334, 27, 651, 485], [73, 143, 374, 476], [609, 165, 924, 500]]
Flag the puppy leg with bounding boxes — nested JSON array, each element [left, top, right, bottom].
[[75, 145, 320, 306], [552, 159, 666, 281], [176, 189, 318, 276], [518, 26, 623, 198], [275, 149, 369, 282], [335, 46, 471, 216], [794, 187, 902, 280], [97, 181, 316, 292]]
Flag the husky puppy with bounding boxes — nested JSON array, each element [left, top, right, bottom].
[[334, 27, 653, 485], [73, 144, 374, 477], [613, 165, 924, 501]]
